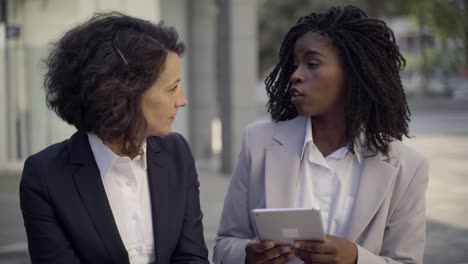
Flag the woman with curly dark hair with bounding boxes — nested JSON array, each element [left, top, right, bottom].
[[215, 5, 428, 264], [20, 12, 209, 264]]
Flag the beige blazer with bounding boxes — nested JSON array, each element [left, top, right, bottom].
[[214, 116, 428, 264]]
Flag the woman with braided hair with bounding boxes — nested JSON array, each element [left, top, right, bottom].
[[214, 5, 428, 264]]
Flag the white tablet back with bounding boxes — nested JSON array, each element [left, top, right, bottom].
[[252, 208, 325, 245]]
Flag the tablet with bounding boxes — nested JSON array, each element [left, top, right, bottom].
[[252, 208, 325, 245]]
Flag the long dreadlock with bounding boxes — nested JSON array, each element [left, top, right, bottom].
[[265, 5, 410, 156]]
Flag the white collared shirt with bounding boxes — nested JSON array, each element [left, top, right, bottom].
[[88, 133, 155, 264], [294, 117, 362, 237]]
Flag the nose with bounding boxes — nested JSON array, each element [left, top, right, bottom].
[[290, 65, 304, 85], [176, 88, 187, 108]]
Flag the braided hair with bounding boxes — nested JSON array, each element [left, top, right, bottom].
[[265, 5, 410, 156]]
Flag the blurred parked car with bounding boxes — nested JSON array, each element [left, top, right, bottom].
[[452, 77, 468, 100], [402, 71, 456, 96]]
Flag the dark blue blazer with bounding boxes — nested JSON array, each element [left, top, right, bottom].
[[20, 131, 209, 264]]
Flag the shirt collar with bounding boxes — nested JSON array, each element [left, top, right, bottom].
[[87, 133, 147, 177], [299, 117, 364, 164], [138, 141, 147, 170], [351, 128, 366, 164], [328, 145, 349, 159], [300, 117, 314, 161]]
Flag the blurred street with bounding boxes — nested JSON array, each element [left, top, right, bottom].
[[1, 97, 468, 264]]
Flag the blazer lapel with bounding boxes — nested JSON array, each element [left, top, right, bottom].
[[146, 137, 170, 264], [265, 116, 307, 208], [70, 132, 128, 263], [265, 147, 301, 208], [347, 151, 397, 241]]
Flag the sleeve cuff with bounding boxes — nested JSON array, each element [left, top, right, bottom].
[[356, 244, 384, 264]]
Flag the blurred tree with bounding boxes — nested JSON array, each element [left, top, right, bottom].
[[393, 0, 465, 44], [257, 0, 406, 76], [258, 0, 306, 75], [257, 0, 350, 76], [394, 0, 466, 94], [258, 0, 467, 81]]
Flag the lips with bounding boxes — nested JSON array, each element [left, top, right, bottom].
[[290, 87, 304, 105]]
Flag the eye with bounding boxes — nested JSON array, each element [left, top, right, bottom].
[[308, 62, 319, 69], [169, 85, 178, 92]]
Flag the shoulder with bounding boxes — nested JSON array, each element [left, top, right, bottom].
[[386, 140, 429, 196], [24, 131, 94, 168], [389, 140, 428, 170], [21, 137, 72, 189], [244, 116, 303, 133], [24, 138, 71, 169], [243, 116, 305, 144], [241, 119, 277, 149], [244, 118, 277, 133]]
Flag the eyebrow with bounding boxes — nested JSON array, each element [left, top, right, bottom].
[[166, 78, 181, 89], [304, 50, 325, 58]]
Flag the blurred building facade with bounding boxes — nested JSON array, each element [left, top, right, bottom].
[[0, 0, 258, 173]]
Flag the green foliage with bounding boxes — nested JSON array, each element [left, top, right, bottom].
[[405, 0, 462, 40], [257, 0, 467, 76], [397, 0, 467, 68], [258, 0, 468, 76], [257, 0, 364, 75], [258, 0, 320, 75]]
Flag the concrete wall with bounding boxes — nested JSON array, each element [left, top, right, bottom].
[[0, 23, 6, 167], [186, 0, 217, 159], [218, 0, 258, 173], [230, 0, 258, 171], [160, 0, 189, 138]]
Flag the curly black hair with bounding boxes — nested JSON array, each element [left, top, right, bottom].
[[44, 12, 185, 157], [265, 5, 410, 156]]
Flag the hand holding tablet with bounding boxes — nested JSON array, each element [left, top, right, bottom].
[[252, 208, 325, 245]]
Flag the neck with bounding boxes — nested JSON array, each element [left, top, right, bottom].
[[311, 114, 347, 157]]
